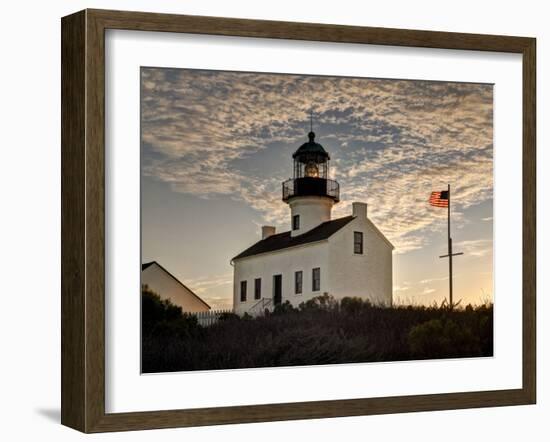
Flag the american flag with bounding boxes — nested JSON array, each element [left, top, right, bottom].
[[429, 190, 449, 208]]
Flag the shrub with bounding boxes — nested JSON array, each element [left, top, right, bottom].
[[340, 296, 371, 314], [408, 318, 481, 359], [141, 286, 202, 340], [273, 300, 297, 315], [142, 286, 183, 327], [141, 292, 493, 373], [217, 312, 240, 322], [298, 293, 337, 311]]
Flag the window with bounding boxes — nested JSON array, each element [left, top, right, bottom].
[[312, 268, 321, 292], [254, 278, 262, 300], [292, 214, 300, 230], [354, 231, 364, 254], [295, 271, 303, 294], [240, 280, 247, 302]]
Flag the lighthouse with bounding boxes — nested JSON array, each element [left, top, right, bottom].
[[282, 130, 340, 236], [232, 125, 394, 316]]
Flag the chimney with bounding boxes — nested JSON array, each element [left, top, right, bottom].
[[262, 226, 276, 239], [352, 202, 367, 218]]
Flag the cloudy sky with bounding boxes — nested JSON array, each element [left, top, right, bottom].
[[141, 67, 493, 309]]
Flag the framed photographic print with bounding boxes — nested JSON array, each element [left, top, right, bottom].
[[61, 9, 536, 433]]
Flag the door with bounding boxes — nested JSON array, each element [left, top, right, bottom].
[[273, 274, 282, 306]]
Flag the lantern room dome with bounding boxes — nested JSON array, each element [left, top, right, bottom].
[[293, 131, 330, 162]]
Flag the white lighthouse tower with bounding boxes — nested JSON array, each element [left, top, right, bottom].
[[282, 130, 340, 236]]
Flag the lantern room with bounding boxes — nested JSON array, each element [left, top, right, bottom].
[[282, 130, 340, 204]]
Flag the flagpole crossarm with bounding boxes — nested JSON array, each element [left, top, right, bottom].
[[439, 252, 464, 259]]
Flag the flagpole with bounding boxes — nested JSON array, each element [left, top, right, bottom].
[[448, 183, 453, 309], [435, 185, 463, 308]]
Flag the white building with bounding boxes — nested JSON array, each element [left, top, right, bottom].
[[232, 130, 394, 316], [142, 261, 211, 313]]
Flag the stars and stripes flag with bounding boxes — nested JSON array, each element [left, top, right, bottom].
[[429, 190, 449, 208]]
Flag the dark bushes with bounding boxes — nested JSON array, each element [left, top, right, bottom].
[[408, 318, 480, 358], [142, 287, 203, 340], [141, 291, 493, 373]]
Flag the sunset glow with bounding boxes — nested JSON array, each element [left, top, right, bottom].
[[141, 68, 493, 309]]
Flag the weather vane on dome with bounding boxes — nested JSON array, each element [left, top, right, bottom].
[[310, 109, 314, 133]]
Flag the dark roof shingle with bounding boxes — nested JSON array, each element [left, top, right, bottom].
[[232, 216, 354, 261]]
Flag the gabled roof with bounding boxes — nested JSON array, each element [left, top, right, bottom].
[[232, 216, 354, 261], [141, 262, 155, 271], [141, 261, 211, 310]]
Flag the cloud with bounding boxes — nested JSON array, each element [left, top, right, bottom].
[[455, 239, 493, 257], [141, 68, 493, 252], [184, 272, 233, 295], [419, 276, 449, 284], [183, 272, 234, 309], [394, 285, 410, 292]]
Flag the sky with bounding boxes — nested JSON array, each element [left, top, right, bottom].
[[141, 67, 493, 310]]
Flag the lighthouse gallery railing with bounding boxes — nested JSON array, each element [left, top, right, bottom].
[[282, 177, 340, 202]]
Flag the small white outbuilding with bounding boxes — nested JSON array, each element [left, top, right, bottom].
[[232, 130, 393, 316], [142, 261, 210, 313]]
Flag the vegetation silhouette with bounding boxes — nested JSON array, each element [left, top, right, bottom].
[[141, 288, 493, 373]]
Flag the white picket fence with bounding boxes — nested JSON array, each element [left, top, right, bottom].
[[192, 309, 233, 327]]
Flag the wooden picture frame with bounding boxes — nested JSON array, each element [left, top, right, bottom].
[[61, 8, 536, 433]]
